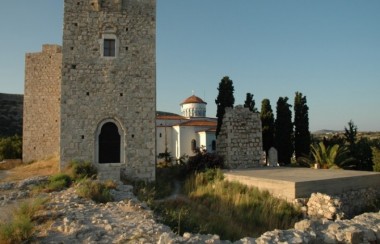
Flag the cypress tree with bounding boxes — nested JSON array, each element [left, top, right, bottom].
[[244, 93, 258, 112], [294, 92, 311, 160], [215, 76, 235, 137], [260, 99, 275, 154], [275, 97, 294, 165]]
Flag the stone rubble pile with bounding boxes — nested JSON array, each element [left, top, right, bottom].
[[253, 212, 380, 244], [301, 188, 379, 221], [1, 177, 380, 243], [0, 176, 48, 206]]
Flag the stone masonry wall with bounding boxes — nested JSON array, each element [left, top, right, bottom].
[[304, 188, 380, 221], [60, 0, 156, 181], [216, 106, 262, 168], [23, 45, 61, 163]]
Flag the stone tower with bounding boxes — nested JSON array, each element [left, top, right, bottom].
[[23, 45, 62, 163], [60, 0, 156, 181]]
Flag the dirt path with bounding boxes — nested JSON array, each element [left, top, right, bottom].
[[156, 180, 192, 204], [0, 170, 8, 182]]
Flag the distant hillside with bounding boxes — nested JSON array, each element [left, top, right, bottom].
[[0, 93, 23, 137], [313, 129, 343, 135]]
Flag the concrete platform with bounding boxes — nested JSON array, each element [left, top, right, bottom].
[[223, 168, 380, 201]]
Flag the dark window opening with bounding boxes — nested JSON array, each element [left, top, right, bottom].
[[71, 64, 77, 69], [159, 133, 162, 138], [104, 39, 116, 57], [86, 92, 90, 96], [120, 93, 123, 96], [191, 139, 197, 152], [125, 46, 128, 51], [99, 122, 120, 164], [212, 140, 216, 151], [81, 135, 85, 139]]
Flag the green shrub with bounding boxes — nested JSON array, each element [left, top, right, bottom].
[[0, 215, 33, 243], [33, 173, 72, 193], [77, 179, 113, 203], [0, 135, 22, 161], [372, 147, 380, 172], [0, 198, 45, 243], [153, 200, 200, 235], [66, 161, 97, 180], [14, 198, 46, 219], [186, 150, 224, 173], [132, 180, 156, 205], [103, 179, 117, 190]]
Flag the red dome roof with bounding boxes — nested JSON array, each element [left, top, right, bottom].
[[181, 95, 207, 105]]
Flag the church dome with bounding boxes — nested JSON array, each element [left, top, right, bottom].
[[181, 95, 207, 105], [180, 95, 207, 118]]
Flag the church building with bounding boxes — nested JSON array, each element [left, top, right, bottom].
[[156, 95, 217, 160]]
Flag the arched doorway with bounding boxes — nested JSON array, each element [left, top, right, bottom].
[[98, 122, 121, 163]]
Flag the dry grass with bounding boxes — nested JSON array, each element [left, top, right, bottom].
[[0, 159, 23, 170], [0, 157, 59, 183], [0, 198, 47, 243]]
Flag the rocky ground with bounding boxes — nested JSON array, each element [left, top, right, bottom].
[[0, 176, 380, 243]]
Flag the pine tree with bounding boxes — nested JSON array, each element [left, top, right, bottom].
[[275, 97, 294, 165], [215, 76, 235, 137], [260, 99, 275, 154], [244, 93, 258, 112], [344, 120, 373, 171], [294, 92, 311, 160], [344, 120, 357, 148]]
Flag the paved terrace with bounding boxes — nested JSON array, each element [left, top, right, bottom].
[[223, 168, 380, 201]]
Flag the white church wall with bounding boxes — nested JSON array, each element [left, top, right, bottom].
[[198, 131, 216, 152], [199, 132, 207, 150], [181, 103, 206, 117], [175, 126, 198, 158], [173, 126, 181, 159], [156, 127, 174, 155]]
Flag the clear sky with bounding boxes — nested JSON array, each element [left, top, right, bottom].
[[0, 1, 379, 132]]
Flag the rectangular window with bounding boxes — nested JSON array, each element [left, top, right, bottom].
[[104, 39, 116, 57]]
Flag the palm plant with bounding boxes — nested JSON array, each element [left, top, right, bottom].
[[302, 142, 354, 169]]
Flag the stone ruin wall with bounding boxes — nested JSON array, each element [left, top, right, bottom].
[[294, 187, 380, 221], [216, 106, 263, 169], [60, 0, 156, 181], [23, 45, 61, 163]]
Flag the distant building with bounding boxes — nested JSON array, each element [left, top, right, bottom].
[[156, 95, 217, 160]]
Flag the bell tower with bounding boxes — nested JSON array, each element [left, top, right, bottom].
[[60, 0, 156, 181]]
